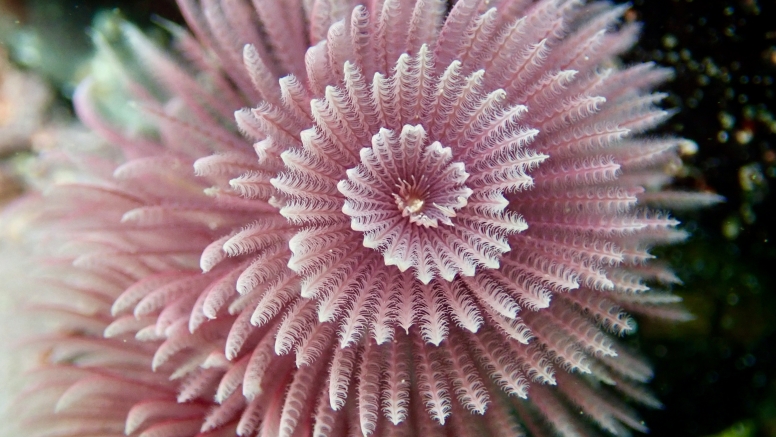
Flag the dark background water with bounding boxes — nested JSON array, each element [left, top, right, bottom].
[[629, 1, 776, 436], [1, 0, 774, 436]]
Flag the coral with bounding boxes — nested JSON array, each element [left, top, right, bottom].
[[0, 1, 723, 436]]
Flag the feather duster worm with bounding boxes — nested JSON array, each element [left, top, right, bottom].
[[3, 0, 722, 436]]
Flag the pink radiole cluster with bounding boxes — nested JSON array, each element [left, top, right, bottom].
[[11, 0, 721, 436]]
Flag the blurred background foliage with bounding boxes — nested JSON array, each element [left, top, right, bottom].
[[0, 0, 774, 436]]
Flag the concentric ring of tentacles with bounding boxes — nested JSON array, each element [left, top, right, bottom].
[[271, 45, 544, 289], [19, 1, 721, 437], [195, 0, 690, 433]]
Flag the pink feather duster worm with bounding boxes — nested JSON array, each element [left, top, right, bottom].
[[3, 0, 722, 436]]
